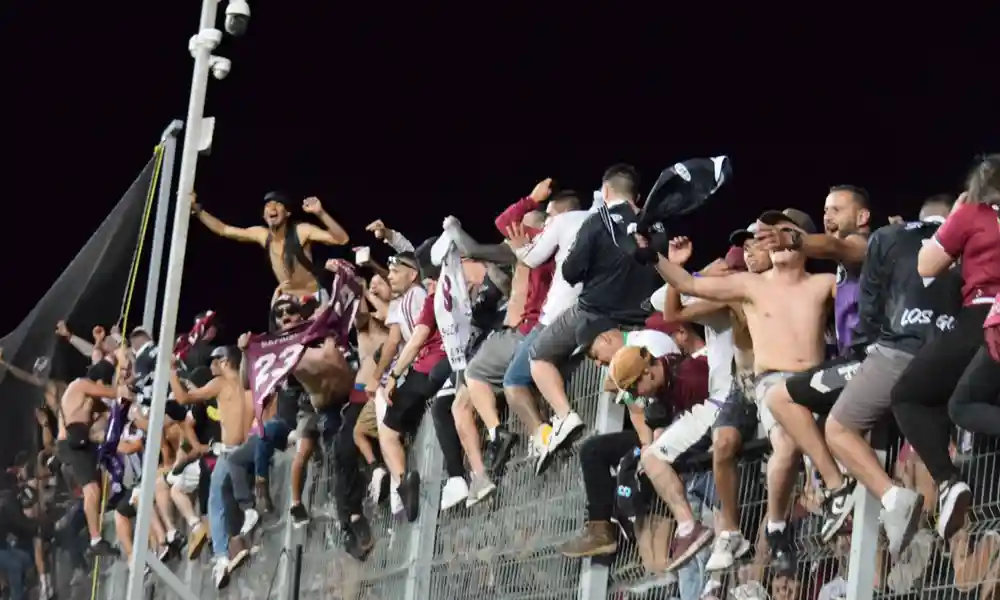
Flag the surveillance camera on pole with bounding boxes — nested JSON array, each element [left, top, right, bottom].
[[225, 0, 250, 36], [123, 2, 256, 600]]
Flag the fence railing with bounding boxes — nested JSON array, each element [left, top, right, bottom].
[[79, 360, 1000, 600]]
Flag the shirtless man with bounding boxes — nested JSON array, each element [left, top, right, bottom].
[[54, 360, 127, 557], [647, 208, 850, 575], [655, 229, 773, 571], [192, 192, 349, 307], [170, 346, 254, 590]]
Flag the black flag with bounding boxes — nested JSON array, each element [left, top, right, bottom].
[[637, 156, 732, 231]]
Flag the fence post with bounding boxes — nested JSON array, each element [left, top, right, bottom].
[[403, 415, 444, 600], [577, 390, 624, 600], [284, 453, 310, 600], [845, 450, 882, 600]]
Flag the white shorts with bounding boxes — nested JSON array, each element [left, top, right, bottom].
[[650, 401, 720, 463], [754, 371, 796, 436], [167, 461, 201, 494]]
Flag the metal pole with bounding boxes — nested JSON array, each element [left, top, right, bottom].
[[291, 544, 304, 600], [142, 120, 183, 333], [124, 1, 220, 599]]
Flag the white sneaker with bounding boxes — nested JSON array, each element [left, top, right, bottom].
[[369, 466, 388, 505], [240, 508, 260, 536], [390, 485, 404, 516], [213, 559, 231, 590], [705, 531, 751, 571], [527, 425, 552, 458], [549, 412, 584, 453], [440, 477, 469, 511]]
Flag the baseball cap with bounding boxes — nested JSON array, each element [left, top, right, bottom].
[[129, 326, 151, 339], [388, 252, 420, 271], [574, 317, 618, 356], [603, 345, 654, 400], [263, 191, 290, 207], [728, 222, 758, 246], [646, 285, 668, 312], [724, 246, 748, 271], [757, 208, 818, 234]]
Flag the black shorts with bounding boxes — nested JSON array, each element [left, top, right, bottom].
[[785, 356, 863, 416], [712, 386, 759, 442], [383, 370, 441, 435], [55, 437, 99, 487], [114, 489, 136, 518]]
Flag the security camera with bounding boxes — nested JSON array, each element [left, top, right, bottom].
[[210, 56, 232, 80], [225, 0, 250, 37]]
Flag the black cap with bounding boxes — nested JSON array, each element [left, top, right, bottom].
[[728, 222, 758, 247], [574, 316, 618, 355], [757, 208, 818, 234], [414, 237, 441, 280], [263, 191, 290, 207], [388, 252, 420, 272]]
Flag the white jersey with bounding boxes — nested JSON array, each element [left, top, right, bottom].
[[513, 209, 590, 325], [120, 420, 145, 489], [431, 231, 473, 371], [386, 285, 428, 344], [682, 294, 735, 401]]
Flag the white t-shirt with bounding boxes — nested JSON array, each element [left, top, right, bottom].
[[818, 576, 847, 600], [120, 421, 145, 488], [385, 285, 428, 343], [623, 329, 679, 357], [513, 209, 590, 325], [681, 294, 735, 402]]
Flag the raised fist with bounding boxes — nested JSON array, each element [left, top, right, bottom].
[[365, 220, 389, 240], [55, 321, 70, 339], [237, 332, 252, 351], [92, 326, 107, 344], [302, 196, 323, 214], [529, 178, 553, 204]]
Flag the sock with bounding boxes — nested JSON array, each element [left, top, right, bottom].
[[188, 517, 200, 528], [90, 537, 101, 546], [676, 520, 695, 537], [488, 427, 497, 442], [167, 528, 178, 542], [881, 486, 901, 511], [766, 520, 786, 534]]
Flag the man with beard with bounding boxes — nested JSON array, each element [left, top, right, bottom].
[[192, 192, 349, 308], [55, 360, 127, 558]]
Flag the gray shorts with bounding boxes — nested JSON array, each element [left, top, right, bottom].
[[465, 329, 525, 390], [754, 371, 797, 435], [528, 305, 599, 364], [829, 344, 914, 432], [712, 385, 760, 442]]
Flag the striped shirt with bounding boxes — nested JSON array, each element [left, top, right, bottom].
[[386, 285, 428, 344]]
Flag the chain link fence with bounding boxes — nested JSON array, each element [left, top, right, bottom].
[[81, 360, 1000, 600]]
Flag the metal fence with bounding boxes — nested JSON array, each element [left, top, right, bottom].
[[82, 360, 1000, 600]]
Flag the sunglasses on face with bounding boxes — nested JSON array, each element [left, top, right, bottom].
[[274, 305, 299, 318]]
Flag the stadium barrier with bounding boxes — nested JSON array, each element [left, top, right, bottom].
[[82, 360, 1000, 600]]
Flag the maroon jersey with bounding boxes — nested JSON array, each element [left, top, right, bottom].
[[246, 264, 362, 433]]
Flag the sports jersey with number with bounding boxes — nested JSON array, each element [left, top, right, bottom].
[[431, 233, 474, 371]]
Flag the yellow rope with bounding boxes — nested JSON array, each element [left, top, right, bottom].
[[89, 144, 165, 600]]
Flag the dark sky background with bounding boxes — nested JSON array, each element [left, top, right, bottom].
[[0, 4, 998, 435]]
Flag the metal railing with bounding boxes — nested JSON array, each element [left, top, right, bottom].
[[81, 360, 1000, 600]]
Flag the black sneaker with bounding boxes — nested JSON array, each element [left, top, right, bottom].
[[485, 427, 518, 475], [399, 471, 421, 523], [87, 539, 119, 558], [347, 516, 374, 560], [168, 532, 187, 559], [820, 477, 857, 543], [765, 525, 796, 576], [290, 503, 310, 529]]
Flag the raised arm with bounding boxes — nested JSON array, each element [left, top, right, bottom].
[[0, 349, 43, 388], [171, 370, 222, 405], [299, 197, 350, 245], [442, 218, 512, 294], [654, 253, 752, 303], [366, 220, 415, 253], [191, 194, 268, 245]]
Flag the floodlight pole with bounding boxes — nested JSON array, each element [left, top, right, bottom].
[[142, 120, 184, 334], [124, 2, 221, 600]]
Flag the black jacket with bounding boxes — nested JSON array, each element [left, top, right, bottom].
[[855, 219, 963, 354], [561, 203, 662, 325], [0, 493, 38, 542]]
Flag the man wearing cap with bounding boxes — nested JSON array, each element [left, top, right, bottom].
[[647, 233, 771, 571], [643, 207, 854, 575], [600, 344, 711, 570], [576, 316, 679, 368], [191, 191, 349, 303]]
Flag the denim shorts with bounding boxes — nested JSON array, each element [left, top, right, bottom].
[[502, 325, 544, 388]]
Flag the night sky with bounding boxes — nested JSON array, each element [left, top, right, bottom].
[[2, 5, 999, 355]]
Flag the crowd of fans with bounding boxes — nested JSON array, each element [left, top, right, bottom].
[[2, 156, 1000, 600]]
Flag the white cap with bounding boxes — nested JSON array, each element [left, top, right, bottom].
[[647, 284, 668, 312]]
